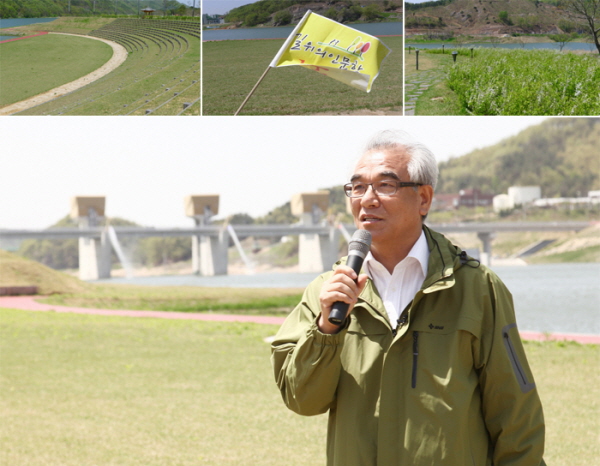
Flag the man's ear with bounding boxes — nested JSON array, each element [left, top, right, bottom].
[[418, 185, 434, 218]]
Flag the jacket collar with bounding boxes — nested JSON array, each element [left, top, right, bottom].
[[335, 226, 463, 324], [421, 225, 461, 293]]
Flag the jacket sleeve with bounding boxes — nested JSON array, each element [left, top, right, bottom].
[[270, 274, 347, 416], [476, 271, 546, 466]]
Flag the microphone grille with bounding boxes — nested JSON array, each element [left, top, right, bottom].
[[348, 229, 372, 255]]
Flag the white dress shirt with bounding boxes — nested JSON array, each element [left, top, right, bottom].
[[363, 231, 429, 329]]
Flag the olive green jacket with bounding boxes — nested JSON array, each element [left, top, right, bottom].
[[271, 227, 545, 465]]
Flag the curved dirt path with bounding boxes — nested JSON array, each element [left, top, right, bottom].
[[0, 33, 127, 115], [1, 295, 599, 344]]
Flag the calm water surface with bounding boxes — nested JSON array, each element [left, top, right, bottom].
[[405, 41, 596, 52], [203, 21, 402, 41], [0, 17, 58, 29], [98, 263, 600, 336]]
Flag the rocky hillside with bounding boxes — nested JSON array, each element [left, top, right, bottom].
[[405, 0, 574, 36]]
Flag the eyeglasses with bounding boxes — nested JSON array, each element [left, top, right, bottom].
[[344, 180, 423, 198]]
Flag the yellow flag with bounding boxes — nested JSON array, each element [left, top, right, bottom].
[[269, 10, 391, 93]]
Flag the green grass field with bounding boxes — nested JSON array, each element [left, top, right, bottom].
[[1, 308, 598, 465], [39, 283, 303, 314], [0, 34, 113, 107], [203, 36, 403, 115]]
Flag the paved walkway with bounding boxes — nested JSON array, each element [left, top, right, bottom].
[[1, 295, 599, 344], [404, 68, 446, 116]]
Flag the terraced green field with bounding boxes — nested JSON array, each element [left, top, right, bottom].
[[11, 18, 200, 116]]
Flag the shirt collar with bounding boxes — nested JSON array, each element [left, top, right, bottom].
[[363, 230, 429, 278]]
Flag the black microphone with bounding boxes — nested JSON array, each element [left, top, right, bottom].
[[328, 229, 372, 325]]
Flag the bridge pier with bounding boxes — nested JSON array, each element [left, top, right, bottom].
[[186, 195, 228, 276], [292, 192, 338, 273], [71, 196, 111, 280], [477, 231, 496, 267]]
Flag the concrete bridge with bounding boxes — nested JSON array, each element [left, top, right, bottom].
[[1, 222, 591, 280], [0, 195, 592, 280]]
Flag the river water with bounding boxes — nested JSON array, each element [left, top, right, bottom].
[[0, 17, 58, 29], [0, 17, 58, 42], [97, 263, 600, 336], [405, 41, 596, 52], [203, 21, 402, 41]]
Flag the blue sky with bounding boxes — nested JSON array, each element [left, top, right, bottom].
[[203, 1, 260, 15]]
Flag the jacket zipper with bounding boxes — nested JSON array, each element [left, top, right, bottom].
[[392, 312, 409, 337], [390, 314, 419, 388], [412, 331, 419, 389]]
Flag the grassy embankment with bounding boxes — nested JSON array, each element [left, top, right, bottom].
[[203, 35, 403, 115], [0, 34, 113, 107], [1, 17, 200, 115], [405, 47, 600, 115], [0, 308, 598, 465], [0, 249, 302, 313]]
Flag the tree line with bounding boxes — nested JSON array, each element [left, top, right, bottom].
[[224, 0, 401, 27], [0, 0, 192, 19]]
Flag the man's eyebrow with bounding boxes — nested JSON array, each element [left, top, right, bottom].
[[350, 171, 401, 182], [380, 171, 401, 180]]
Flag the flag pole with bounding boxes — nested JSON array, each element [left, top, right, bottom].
[[234, 66, 271, 116]]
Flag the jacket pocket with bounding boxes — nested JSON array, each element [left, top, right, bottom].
[[502, 323, 536, 393]]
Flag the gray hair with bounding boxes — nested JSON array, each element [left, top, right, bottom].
[[362, 129, 439, 190]]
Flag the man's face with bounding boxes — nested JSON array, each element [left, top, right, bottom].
[[350, 148, 432, 254]]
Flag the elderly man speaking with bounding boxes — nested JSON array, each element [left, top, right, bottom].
[[271, 129, 545, 466]]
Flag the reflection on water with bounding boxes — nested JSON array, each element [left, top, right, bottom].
[[97, 263, 600, 336]]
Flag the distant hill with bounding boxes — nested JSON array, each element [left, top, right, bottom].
[[223, 0, 402, 27], [436, 118, 600, 197], [405, 0, 577, 36]]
